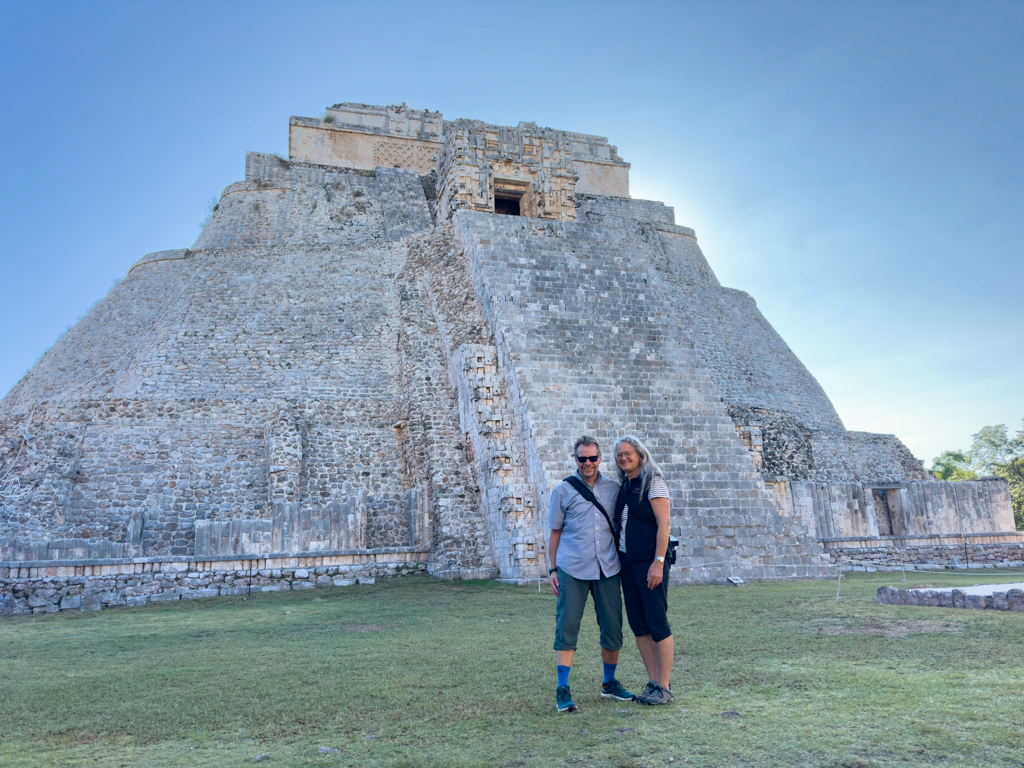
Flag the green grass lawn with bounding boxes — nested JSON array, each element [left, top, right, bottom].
[[1, 569, 1023, 768]]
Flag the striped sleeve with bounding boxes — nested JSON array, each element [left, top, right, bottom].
[[648, 475, 669, 499]]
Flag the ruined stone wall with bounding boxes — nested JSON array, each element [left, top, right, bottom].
[[0, 556, 426, 616], [729, 405, 815, 479], [0, 157, 491, 579], [809, 430, 929, 483], [832, 543, 1024, 570]]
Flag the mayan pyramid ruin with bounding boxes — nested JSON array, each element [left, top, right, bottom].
[[2, 101, 1019, 615]]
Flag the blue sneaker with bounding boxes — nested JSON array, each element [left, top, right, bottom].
[[556, 685, 578, 712], [601, 678, 636, 701]]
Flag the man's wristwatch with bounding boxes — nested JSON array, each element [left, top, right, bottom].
[[654, 556, 665, 563], [549, 568, 558, 574]]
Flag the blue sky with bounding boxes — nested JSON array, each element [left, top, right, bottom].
[[1, 0, 1021, 464]]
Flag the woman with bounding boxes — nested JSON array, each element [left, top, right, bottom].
[[613, 435, 674, 705]]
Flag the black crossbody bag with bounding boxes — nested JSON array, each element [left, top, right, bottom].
[[564, 475, 678, 565]]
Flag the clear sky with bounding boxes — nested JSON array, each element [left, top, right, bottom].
[[1, 0, 1021, 465]]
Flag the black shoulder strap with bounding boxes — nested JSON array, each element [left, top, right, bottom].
[[564, 475, 618, 535]]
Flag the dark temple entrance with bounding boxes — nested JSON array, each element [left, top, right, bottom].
[[494, 195, 521, 216]]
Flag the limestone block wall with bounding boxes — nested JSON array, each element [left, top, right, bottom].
[[573, 161, 630, 198], [543, 202, 926, 492], [781, 477, 1015, 541], [451, 210, 829, 583], [575, 194, 675, 226], [833, 542, 1024, 570], [652, 227, 845, 433]]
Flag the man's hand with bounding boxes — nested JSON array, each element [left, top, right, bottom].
[[548, 528, 562, 597], [647, 560, 663, 590]]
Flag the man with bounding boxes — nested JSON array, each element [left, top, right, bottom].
[[548, 436, 636, 712]]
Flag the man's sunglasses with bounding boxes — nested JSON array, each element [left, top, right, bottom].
[[575, 455, 601, 463]]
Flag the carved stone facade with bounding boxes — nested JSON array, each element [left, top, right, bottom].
[[1, 101, 1017, 616]]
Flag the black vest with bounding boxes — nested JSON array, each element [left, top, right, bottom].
[[615, 476, 658, 563]]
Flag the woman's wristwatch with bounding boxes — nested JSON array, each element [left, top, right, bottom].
[[654, 556, 665, 563]]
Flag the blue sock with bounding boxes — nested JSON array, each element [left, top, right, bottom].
[[557, 665, 571, 688], [603, 662, 617, 684]]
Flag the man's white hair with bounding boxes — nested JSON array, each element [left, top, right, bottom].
[[613, 435, 664, 496]]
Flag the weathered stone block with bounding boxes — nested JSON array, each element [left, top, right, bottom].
[[60, 595, 82, 611], [181, 589, 219, 599], [964, 594, 985, 610], [82, 594, 102, 610]]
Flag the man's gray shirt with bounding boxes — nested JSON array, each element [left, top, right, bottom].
[[549, 471, 621, 581]]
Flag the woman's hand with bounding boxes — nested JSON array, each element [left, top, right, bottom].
[[647, 560, 663, 589], [649, 496, 671, 589]]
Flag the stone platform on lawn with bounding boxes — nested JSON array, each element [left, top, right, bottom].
[[877, 582, 1024, 611]]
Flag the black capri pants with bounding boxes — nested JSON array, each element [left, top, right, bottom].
[[619, 556, 672, 643]]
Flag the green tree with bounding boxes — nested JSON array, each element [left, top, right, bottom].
[[929, 450, 977, 481], [968, 424, 1023, 475], [991, 457, 1024, 531], [930, 421, 1024, 530]]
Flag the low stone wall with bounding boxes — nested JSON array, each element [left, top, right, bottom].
[[0, 550, 430, 617], [829, 542, 1024, 570], [877, 585, 1024, 611]]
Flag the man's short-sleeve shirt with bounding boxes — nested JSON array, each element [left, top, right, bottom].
[[549, 471, 621, 581]]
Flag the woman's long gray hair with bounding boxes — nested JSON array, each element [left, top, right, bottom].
[[613, 435, 664, 496]]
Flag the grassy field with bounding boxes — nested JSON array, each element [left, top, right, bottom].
[[1, 569, 1023, 768]]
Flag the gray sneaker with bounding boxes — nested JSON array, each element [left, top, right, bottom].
[[635, 680, 658, 704], [556, 685, 578, 712], [640, 682, 675, 706]]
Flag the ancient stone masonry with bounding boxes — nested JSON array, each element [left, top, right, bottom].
[[1, 100, 1018, 615]]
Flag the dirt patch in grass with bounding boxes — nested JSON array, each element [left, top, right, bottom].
[[815, 618, 960, 638]]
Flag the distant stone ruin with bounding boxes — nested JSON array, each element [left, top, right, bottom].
[[1, 101, 1019, 615]]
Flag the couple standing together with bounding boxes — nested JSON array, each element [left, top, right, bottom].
[[548, 435, 674, 712]]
